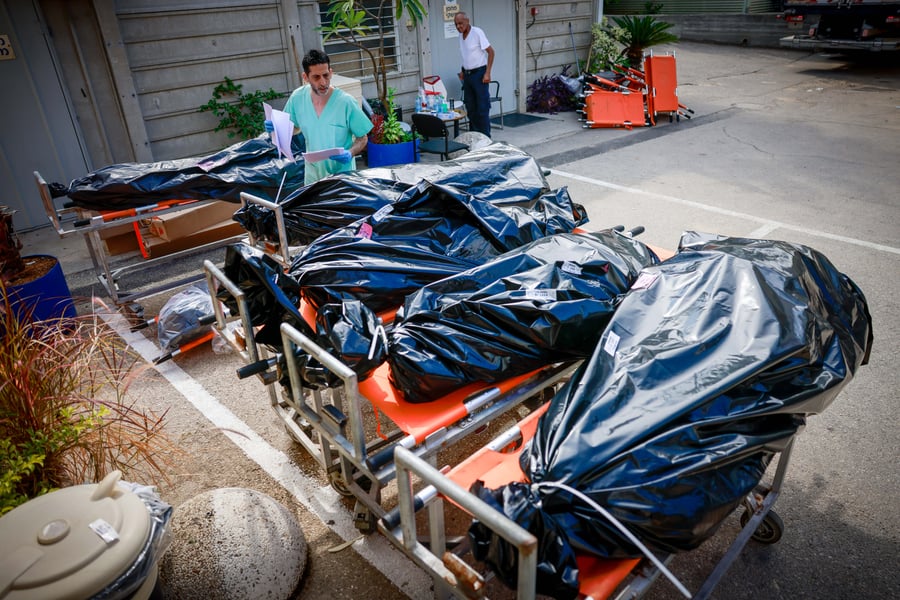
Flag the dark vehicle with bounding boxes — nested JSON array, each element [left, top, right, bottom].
[[780, 0, 900, 51]]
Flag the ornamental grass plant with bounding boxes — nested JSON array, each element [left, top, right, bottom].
[[0, 287, 175, 515]]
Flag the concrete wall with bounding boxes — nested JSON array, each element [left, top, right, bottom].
[[634, 14, 794, 48]]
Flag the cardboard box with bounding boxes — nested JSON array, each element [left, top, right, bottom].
[[141, 219, 244, 258], [332, 73, 363, 106], [103, 230, 141, 256], [99, 221, 136, 239], [147, 201, 239, 242]]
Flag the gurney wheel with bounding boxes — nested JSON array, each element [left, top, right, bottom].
[[740, 509, 784, 544], [353, 503, 377, 534], [329, 471, 354, 497]]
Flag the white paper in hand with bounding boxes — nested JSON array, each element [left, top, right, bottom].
[[301, 147, 345, 163], [263, 102, 295, 161]]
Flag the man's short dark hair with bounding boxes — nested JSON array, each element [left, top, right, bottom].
[[302, 49, 330, 74]]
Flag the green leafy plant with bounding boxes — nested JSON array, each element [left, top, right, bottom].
[[612, 15, 678, 65], [320, 0, 427, 108], [644, 1, 664, 14], [199, 77, 285, 139], [0, 288, 175, 515], [587, 19, 627, 73], [368, 88, 413, 144]]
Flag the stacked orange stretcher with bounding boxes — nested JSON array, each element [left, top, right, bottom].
[[579, 52, 694, 129]]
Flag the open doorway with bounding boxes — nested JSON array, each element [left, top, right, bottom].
[[426, 1, 515, 120]]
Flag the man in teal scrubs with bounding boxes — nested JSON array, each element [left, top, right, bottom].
[[282, 49, 373, 185]]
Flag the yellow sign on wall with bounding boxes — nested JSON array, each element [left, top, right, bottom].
[[443, 3, 459, 21], [0, 35, 16, 60]]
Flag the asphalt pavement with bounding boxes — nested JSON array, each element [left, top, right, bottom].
[[20, 41, 900, 599]]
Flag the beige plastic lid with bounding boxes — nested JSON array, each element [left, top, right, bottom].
[[0, 470, 151, 600]]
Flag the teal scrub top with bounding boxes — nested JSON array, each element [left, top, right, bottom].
[[284, 86, 373, 185]]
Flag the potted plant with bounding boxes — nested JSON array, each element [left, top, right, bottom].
[[0, 205, 75, 323], [366, 88, 418, 167], [320, 0, 427, 110]]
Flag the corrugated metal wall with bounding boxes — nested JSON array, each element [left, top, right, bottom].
[[105, 0, 423, 160], [113, 0, 293, 158], [606, 0, 780, 15], [523, 0, 594, 81]]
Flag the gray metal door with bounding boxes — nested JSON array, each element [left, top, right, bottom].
[[427, 1, 515, 117], [0, 0, 88, 231]]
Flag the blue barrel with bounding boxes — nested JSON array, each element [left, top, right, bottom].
[[8, 255, 76, 322]]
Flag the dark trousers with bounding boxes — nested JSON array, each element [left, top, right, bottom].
[[461, 66, 491, 138]]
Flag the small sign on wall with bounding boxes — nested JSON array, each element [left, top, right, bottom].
[[443, 3, 459, 21], [443, 2, 460, 39], [0, 35, 16, 60]]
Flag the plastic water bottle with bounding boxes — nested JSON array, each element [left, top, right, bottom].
[[417, 88, 426, 113]]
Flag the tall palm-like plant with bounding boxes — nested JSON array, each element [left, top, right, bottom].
[[320, 0, 427, 108], [612, 15, 678, 65]]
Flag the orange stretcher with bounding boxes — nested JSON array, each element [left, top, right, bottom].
[[383, 398, 795, 600], [581, 88, 649, 129], [578, 53, 693, 130], [276, 320, 577, 531], [644, 52, 694, 125], [377, 239, 795, 600]]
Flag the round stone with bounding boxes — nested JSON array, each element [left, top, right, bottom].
[[157, 488, 307, 599], [453, 131, 493, 153]]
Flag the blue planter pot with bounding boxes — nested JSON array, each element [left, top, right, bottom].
[[7, 255, 76, 323], [366, 140, 418, 168]]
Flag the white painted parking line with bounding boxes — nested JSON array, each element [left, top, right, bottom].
[[550, 169, 900, 256], [102, 313, 432, 600], [748, 223, 780, 239]]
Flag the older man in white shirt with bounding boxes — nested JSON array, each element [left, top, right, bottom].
[[454, 11, 495, 137]]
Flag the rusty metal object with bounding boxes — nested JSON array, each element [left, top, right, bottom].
[[443, 551, 484, 599]]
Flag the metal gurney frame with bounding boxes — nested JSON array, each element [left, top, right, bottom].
[[34, 170, 245, 306], [201, 205, 599, 531], [382, 401, 793, 600], [201, 259, 578, 532], [276, 321, 578, 531], [202, 215, 669, 533], [200, 189, 334, 440]]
